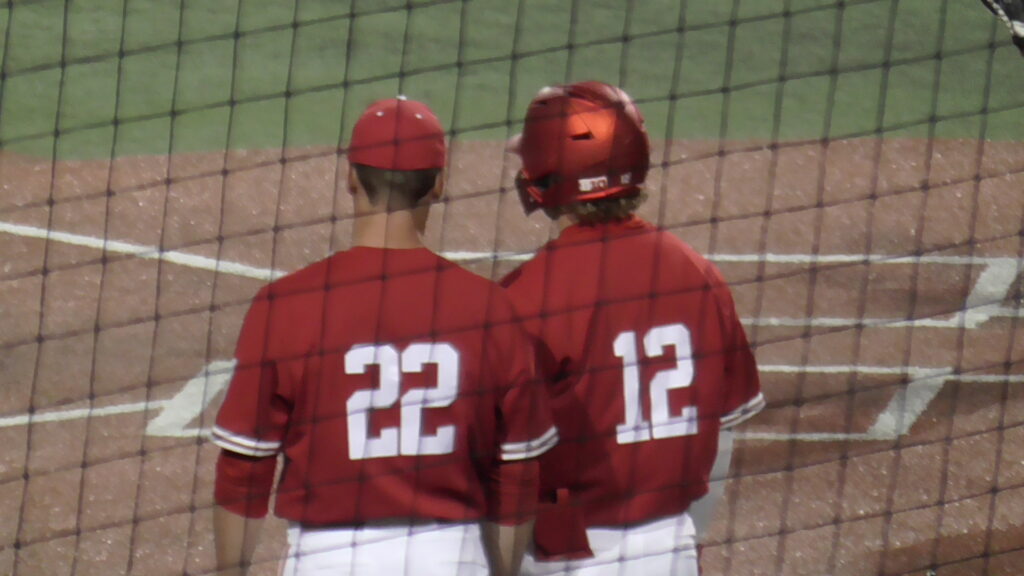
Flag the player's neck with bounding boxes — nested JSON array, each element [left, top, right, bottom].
[[556, 214, 578, 232], [351, 209, 428, 250]]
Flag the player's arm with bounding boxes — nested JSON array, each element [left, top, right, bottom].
[[484, 290, 559, 575], [482, 459, 540, 576], [687, 270, 766, 539], [484, 418, 556, 576], [214, 505, 263, 576], [213, 450, 277, 575], [210, 287, 288, 574], [711, 269, 765, 428], [482, 521, 533, 576], [687, 428, 734, 538]]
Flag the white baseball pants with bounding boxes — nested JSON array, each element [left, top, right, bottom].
[[521, 512, 699, 576], [280, 521, 489, 576]]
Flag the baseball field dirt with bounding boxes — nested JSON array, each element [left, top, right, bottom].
[[1, 136, 1022, 574]]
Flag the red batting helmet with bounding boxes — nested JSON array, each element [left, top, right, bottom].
[[512, 81, 650, 214]]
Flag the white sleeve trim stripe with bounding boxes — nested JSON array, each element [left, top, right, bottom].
[[211, 435, 279, 458], [211, 425, 281, 457], [500, 426, 557, 452], [501, 426, 559, 461], [212, 425, 282, 450], [720, 393, 766, 429], [501, 434, 558, 460]]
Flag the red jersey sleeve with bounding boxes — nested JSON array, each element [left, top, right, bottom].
[[500, 264, 542, 338], [711, 274, 765, 428], [500, 263, 564, 384], [211, 286, 291, 457], [488, 291, 558, 462], [214, 449, 276, 518]]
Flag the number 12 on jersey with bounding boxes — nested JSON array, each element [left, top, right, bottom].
[[614, 323, 698, 445]]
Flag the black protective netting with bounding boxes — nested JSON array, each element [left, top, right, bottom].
[[1, 1, 1022, 574]]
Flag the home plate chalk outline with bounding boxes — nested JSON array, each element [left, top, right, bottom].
[[1, 220, 1023, 441]]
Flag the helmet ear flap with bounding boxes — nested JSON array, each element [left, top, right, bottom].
[[515, 171, 541, 214]]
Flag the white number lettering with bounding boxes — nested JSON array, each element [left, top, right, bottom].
[[614, 331, 650, 443], [645, 325, 698, 439], [613, 324, 698, 445], [400, 343, 458, 456], [345, 345, 401, 459], [344, 342, 460, 460]]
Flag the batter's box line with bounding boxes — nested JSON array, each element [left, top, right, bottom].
[[0, 359, 237, 437], [3, 218, 1023, 270], [3, 361, 1022, 443], [3, 220, 1021, 330], [745, 305, 1024, 331], [739, 364, 1024, 442]]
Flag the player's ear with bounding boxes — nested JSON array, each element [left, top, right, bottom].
[[347, 165, 360, 196], [429, 169, 445, 201]]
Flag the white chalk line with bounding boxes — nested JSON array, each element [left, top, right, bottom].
[[447, 252, 1024, 267], [0, 360, 237, 436], [4, 220, 1022, 329], [747, 257, 1022, 329], [3, 362, 1021, 444], [1, 224, 1020, 441], [144, 359, 235, 438], [745, 307, 1024, 329], [740, 366, 953, 442], [4, 219, 1022, 272], [0, 400, 166, 428], [0, 221, 287, 281]]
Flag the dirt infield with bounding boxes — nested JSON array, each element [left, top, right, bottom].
[[1, 138, 1023, 575]]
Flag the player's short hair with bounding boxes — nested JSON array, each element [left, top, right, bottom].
[[353, 164, 441, 210], [543, 192, 647, 224]]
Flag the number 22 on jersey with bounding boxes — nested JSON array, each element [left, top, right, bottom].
[[345, 343, 459, 460], [614, 323, 698, 445]]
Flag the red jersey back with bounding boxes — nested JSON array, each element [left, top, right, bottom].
[[213, 247, 556, 525], [502, 217, 763, 527]]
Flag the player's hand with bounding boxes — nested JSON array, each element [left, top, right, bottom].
[[980, 0, 1024, 56]]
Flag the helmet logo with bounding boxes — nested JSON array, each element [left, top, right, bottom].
[[579, 176, 609, 192]]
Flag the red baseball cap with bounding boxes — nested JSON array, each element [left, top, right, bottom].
[[347, 97, 446, 171]]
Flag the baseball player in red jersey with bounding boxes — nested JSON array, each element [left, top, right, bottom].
[[501, 82, 765, 576], [211, 97, 557, 576]]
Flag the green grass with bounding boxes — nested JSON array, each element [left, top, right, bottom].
[[0, 0, 1021, 158]]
